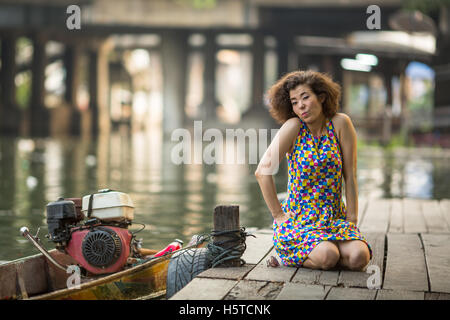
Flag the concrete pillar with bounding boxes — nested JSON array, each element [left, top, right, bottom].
[[30, 34, 50, 137], [433, 36, 450, 109], [381, 60, 395, 145], [199, 31, 218, 121], [342, 70, 352, 114], [161, 30, 188, 134], [276, 34, 289, 78], [0, 35, 21, 135], [431, 7, 450, 133], [63, 45, 82, 135], [88, 41, 111, 136], [243, 32, 265, 117]]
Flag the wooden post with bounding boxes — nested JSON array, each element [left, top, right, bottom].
[[213, 205, 240, 267]]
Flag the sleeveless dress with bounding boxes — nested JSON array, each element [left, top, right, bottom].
[[273, 117, 372, 267]]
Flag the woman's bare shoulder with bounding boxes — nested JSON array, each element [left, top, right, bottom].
[[281, 116, 302, 129], [331, 113, 354, 132], [279, 117, 302, 153], [280, 117, 302, 138]]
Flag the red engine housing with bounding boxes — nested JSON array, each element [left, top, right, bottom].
[[65, 226, 132, 275]]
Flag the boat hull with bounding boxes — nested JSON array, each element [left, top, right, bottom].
[[0, 249, 173, 300]]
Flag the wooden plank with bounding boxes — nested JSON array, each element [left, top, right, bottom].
[[383, 234, 428, 292], [241, 231, 273, 265], [325, 287, 376, 300], [356, 198, 368, 229], [421, 234, 450, 294], [439, 200, 450, 230], [170, 278, 237, 300], [421, 200, 449, 233], [403, 198, 427, 233], [245, 248, 297, 282], [425, 292, 450, 300], [376, 289, 424, 300], [337, 232, 385, 288], [224, 280, 283, 300], [276, 283, 331, 300], [0, 262, 18, 299], [197, 264, 255, 280], [388, 198, 404, 233], [291, 267, 339, 286], [359, 199, 390, 233]]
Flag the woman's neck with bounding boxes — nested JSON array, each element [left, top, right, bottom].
[[306, 115, 327, 138]]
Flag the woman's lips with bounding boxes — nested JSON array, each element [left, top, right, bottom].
[[301, 112, 308, 118]]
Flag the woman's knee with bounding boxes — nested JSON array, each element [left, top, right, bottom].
[[310, 242, 340, 270], [346, 246, 370, 271]]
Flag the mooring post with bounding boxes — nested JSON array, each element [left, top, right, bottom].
[[213, 205, 240, 267]]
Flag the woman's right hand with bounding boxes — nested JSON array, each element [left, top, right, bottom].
[[273, 211, 294, 226]]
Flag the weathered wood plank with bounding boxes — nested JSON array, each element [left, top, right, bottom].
[[421, 200, 449, 233], [383, 234, 428, 292], [376, 289, 424, 300], [0, 262, 18, 299], [291, 267, 339, 286], [224, 280, 283, 300], [325, 287, 376, 300], [356, 198, 368, 229], [241, 231, 273, 265], [403, 198, 427, 233], [170, 278, 237, 300], [425, 292, 450, 300], [439, 200, 450, 230], [337, 232, 385, 288], [421, 234, 450, 294], [359, 199, 390, 233], [276, 283, 331, 300], [197, 264, 255, 280], [245, 248, 297, 282], [388, 198, 404, 233]]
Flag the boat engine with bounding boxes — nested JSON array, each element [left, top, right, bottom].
[[46, 197, 133, 275], [65, 224, 132, 275]]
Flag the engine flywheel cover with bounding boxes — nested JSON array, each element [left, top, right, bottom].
[[82, 227, 122, 268]]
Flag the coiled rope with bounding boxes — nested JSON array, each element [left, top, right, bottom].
[[136, 227, 255, 268], [206, 227, 255, 267]]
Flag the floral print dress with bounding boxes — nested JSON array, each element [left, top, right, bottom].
[[273, 118, 372, 266]]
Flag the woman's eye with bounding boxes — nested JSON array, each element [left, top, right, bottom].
[[303, 96, 309, 100]]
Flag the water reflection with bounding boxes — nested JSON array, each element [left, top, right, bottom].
[[1, 131, 450, 261]]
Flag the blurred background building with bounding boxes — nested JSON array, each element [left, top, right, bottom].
[[0, 0, 449, 146], [2, 0, 450, 261]]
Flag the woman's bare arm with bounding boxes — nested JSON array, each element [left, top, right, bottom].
[[337, 113, 359, 224], [255, 117, 301, 225]]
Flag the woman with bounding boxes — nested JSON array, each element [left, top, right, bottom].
[[255, 70, 372, 271]]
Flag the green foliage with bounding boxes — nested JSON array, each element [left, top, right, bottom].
[[175, 0, 217, 9], [16, 72, 31, 109], [403, 0, 450, 13]]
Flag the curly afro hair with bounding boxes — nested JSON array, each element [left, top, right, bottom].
[[266, 70, 341, 124]]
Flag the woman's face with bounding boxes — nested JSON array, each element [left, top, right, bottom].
[[289, 84, 325, 123]]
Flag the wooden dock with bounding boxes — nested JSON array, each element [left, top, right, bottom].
[[170, 198, 450, 300]]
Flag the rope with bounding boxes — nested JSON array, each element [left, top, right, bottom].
[[133, 227, 255, 268], [206, 227, 255, 268]]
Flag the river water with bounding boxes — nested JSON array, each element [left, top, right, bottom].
[[1, 127, 450, 261]]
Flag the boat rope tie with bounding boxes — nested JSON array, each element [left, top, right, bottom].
[[206, 227, 255, 268]]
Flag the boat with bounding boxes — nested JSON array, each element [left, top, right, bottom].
[[0, 192, 208, 300], [0, 245, 182, 300]]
